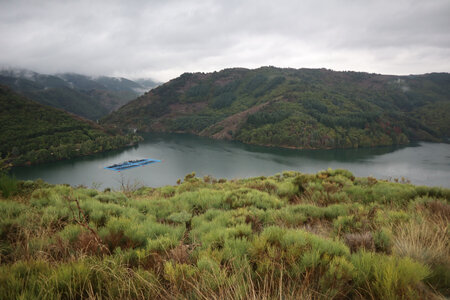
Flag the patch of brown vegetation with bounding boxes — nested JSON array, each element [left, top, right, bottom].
[[212, 71, 246, 87], [168, 102, 208, 116], [74, 231, 106, 255], [103, 231, 140, 251], [149, 102, 209, 132], [245, 215, 263, 233], [141, 252, 166, 275], [246, 181, 277, 194], [169, 244, 191, 264], [174, 73, 213, 93], [46, 236, 70, 261], [302, 220, 332, 238], [322, 182, 341, 194], [424, 200, 450, 221], [201, 102, 270, 140], [344, 232, 375, 253]]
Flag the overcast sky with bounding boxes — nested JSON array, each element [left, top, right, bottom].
[[1, 0, 449, 81]]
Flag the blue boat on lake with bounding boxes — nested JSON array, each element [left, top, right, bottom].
[[104, 158, 161, 171]]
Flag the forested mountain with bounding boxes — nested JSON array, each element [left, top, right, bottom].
[[103, 67, 450, 149], [0, 85, 141, 168], [0, 69, 160, 120]]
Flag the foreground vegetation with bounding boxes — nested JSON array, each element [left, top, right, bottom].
[[104, 67, 450, 149], [0, 85, 141, 169], [0, 169, 448, 299]]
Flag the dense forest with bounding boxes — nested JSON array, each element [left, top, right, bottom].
[[103, 67, 450, 149], [0, 85, 141, 169], [0, 69, 159, 120], [0, 169, 448, 299]]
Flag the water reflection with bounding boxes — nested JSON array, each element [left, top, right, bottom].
[[12, 133, 450, 188]]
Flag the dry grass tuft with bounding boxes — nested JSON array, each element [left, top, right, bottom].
[[344, 232, 375, 253], [425, 200, 450, 221], [168, 243, 191, 264], [393, 215, 449, 267]]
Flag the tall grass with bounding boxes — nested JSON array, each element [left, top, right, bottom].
[[0, 173, 18, 198], [0, 170, 448, 299], [393, 216, 449, 294]]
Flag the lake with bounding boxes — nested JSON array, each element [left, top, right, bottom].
[[12, 133, 450, 189]]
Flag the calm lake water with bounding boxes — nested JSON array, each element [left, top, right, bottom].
[[12, 133, 450, 189]]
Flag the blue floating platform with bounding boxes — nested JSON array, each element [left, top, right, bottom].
[[104, 158, 161, 171]]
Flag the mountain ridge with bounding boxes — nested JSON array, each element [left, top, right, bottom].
[[103, 66, 450, 149], [0, 85, 141, 168], [0, 68, 161, 120]]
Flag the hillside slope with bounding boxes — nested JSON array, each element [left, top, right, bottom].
[[0, 85, 141, 168], [103, 67, 450, 149], [0, 170, 448, 298], [0, 69, 160, 120]]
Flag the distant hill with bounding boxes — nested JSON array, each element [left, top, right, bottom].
[[0, 85, 141, 168], [103, 67, 450, 149], [134, 78, 162, 93], [0, 69, 160, 120]]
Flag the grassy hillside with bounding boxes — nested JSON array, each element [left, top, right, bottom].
[[0, 85, 141, 168], [103, 67, 450, 149], [0, 69, 159, 120], [0, 169, 448, 299]]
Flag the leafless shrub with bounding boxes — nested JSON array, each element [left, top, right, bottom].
[[117, 173, 143, 195], [344, 232, 375, 253]]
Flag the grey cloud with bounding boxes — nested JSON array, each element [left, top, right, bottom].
[[0, 0, 449, 81]]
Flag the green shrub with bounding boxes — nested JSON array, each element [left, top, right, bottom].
[[58, 224, 83, 244], [344, 185, 374, 204], [333, 215, 357, 234], [0, 173, 18, 198], [0, 200, 27, 219], [0, 171, 445, 299], [327, 168, 355, 180], [74, 188, 98, 199], [351, 251, 430, 300], [249, 226, 350, 280], [167, 211, 191, 223], [171, 189, 225, 214], [100, 217, 147, 250], [415, 185, 450, 200], [163, 261, 198, 291], [270, 207, 307, 227], [371, 183, 417, 205], [373, 228, 393, 253], [197, 256, 226, 290], [147, 235, 179, 252], [223, 237, 251, 263], [224, 188, 283, 210], [159, 185, 176, 198], [94, 192, 127, 204], [375, 210, 410, 226], [323, 204, 350, 219], [319, 256, 356, 297], [40, 206, 70, 227], [0, 260, 51, 299]]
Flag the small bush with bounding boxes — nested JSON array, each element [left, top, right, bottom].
[[373, 228, 392, 253], [319, 256, 355, 297], [167, 211, 191, 224], [333, 215, 357, 234], [344, 232, 374, 253], [352, 251, 430, 300], [94, 192, 127, 204], [163, 261, 198, 291], [0, 174, 18, 198]]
